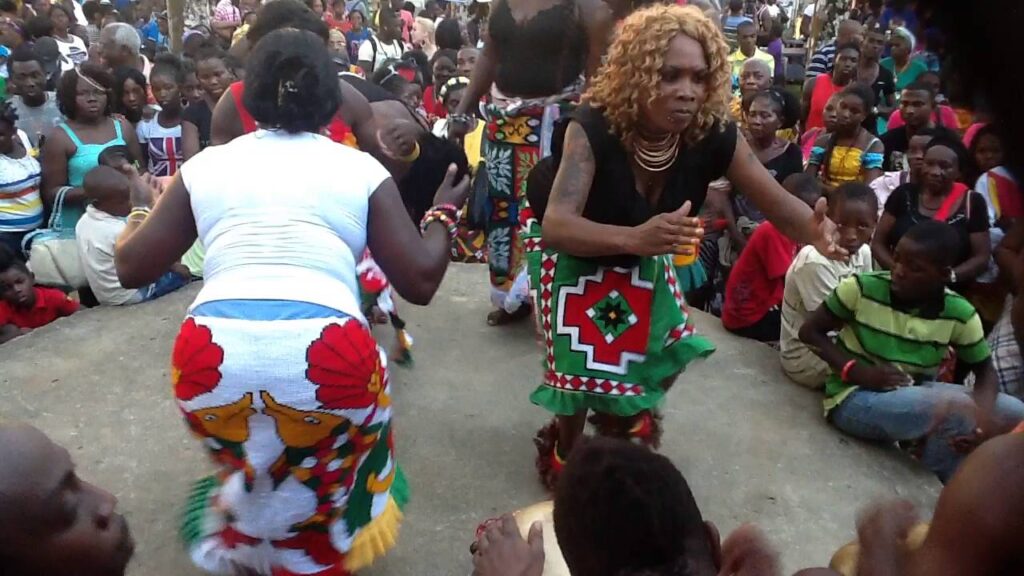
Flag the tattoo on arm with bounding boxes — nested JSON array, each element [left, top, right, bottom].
[[550, 123, 595, 215]]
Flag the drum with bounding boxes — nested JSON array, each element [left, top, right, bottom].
[[512, 501, 571, 576]]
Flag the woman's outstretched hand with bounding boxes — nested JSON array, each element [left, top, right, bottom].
[[810, 197, 848, 261], [626, 201, 704, 257], [433, 163, 471, 207]]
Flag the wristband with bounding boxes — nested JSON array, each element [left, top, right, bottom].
[[128, 207, 151, 222], [840, 359, 857, 383]]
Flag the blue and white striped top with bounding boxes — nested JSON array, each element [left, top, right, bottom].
[[0, 131, 43, 233]]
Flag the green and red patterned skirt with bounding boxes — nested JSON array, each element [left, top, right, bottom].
[[522, 209, 715, 417]]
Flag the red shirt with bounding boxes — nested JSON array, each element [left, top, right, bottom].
[[423, 85, 446, 121], [722, 223, 798, 330], [0, 286, 79, 329]]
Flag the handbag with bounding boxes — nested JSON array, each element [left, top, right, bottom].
[[465, 159, 489, 231], [21, 186, 89, 290]]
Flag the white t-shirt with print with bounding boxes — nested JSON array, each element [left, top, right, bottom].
[[357, 36, 405, 72]]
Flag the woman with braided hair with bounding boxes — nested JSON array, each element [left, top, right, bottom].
[[523, 4, 845, 489], [114, 28, 469, 575]]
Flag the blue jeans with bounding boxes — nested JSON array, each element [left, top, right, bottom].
[[829, 382, 1024, 483], [136, 271, 189, 303]]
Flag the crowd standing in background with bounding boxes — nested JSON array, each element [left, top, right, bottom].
[[2, 0, 1024, 575]]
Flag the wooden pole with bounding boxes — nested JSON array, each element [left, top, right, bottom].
[[166, 0, 184, 53]]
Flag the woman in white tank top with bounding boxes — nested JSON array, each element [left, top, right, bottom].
[[113, 28, 469, 575]]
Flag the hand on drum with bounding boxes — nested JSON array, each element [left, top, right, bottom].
[[626, 201, 704, 258], [472, 513, 545, 576]]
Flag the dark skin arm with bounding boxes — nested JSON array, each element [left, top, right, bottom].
[[367, 166, 468, 305], [799, 305, 912, 391], [114, 173, 198, 288], [0, 324, 26, 344], [994, 219, 1024, 291], [877, 90, 896, 119], [862, 138, 883, 185], [727, 135, 841, 253], [858, 435, 1024, 576], [579, 0, 612, 82], [40, 127, 85, 208], [871, 211, 898, 270], [952, 231, 991, 283], [803, 133, 829, 179], [210, 87, 242, 146], [182, 120, 201, 161], [801, 76, 817, 134], [119, 117, 144, 168]]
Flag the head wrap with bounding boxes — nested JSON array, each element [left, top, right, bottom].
[[439, 75, 470, 101], [891, 26, 915, 51]]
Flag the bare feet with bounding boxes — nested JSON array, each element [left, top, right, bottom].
[[487, 306, 531, 326]]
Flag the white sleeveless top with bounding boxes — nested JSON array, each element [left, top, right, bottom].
[[180, 130, 390, 320]]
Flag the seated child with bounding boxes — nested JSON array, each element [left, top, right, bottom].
[[97, 146, 205, 279], [799, 220, 1024, 483], [74, 166, 190, 306], [0, 423, 135, 575], [0, 245, 78, 343], [780, 183, 877, 388], [472, 437, 786, 576], [722, 173, 822, 342]]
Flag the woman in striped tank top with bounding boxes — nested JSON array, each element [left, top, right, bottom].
[[0, 101, 43, 260]]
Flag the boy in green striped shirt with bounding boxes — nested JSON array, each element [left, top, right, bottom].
[[800, 221, 1024, 482]]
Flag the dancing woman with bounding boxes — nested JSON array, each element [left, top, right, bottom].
[[449, 0, 611, 325], [114, 29, 468, 574], [525, 4, 843, 488]]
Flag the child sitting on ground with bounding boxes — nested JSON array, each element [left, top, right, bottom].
[[0, 245, 78, 343], [472, 437, 789, 576], [799, 220, 1024, 483], [0, 422, 135, 575], [75, 166, 190, 306], [722, 173, 823, 343], [780, 183, 877, 388]]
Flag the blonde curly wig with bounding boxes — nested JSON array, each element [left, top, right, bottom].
[[586, 4, 731, 149]]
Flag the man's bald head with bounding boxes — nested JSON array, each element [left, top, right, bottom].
[[0, 423, 134, 576], [837, 19, 864, 45]]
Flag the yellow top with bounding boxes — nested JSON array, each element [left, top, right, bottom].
[[728, 48, 776, 81], [464, 121, 485, 172]]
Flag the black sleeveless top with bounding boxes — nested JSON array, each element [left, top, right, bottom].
[[488, 0, 587, 98], [528, 105, 738, 266]]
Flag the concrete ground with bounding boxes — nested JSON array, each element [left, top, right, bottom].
[[0, 264, 941, 575]]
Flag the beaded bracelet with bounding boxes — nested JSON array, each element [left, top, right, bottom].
[[431, 203, 460, 219], [419, 209, 459, 241]]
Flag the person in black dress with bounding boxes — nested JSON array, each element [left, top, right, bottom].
[[182, 45, 235, 160], [721, 87, 803, 252], [524, 4, 844, 488], [448, 0, 612, 326], [872, 134, 991, 289], [858, 19, 895, 133]]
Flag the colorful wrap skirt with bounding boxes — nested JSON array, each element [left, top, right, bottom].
[[521, 210, 716, 417], [175, 299, 407, 576], [482, 98, 573, 314]]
